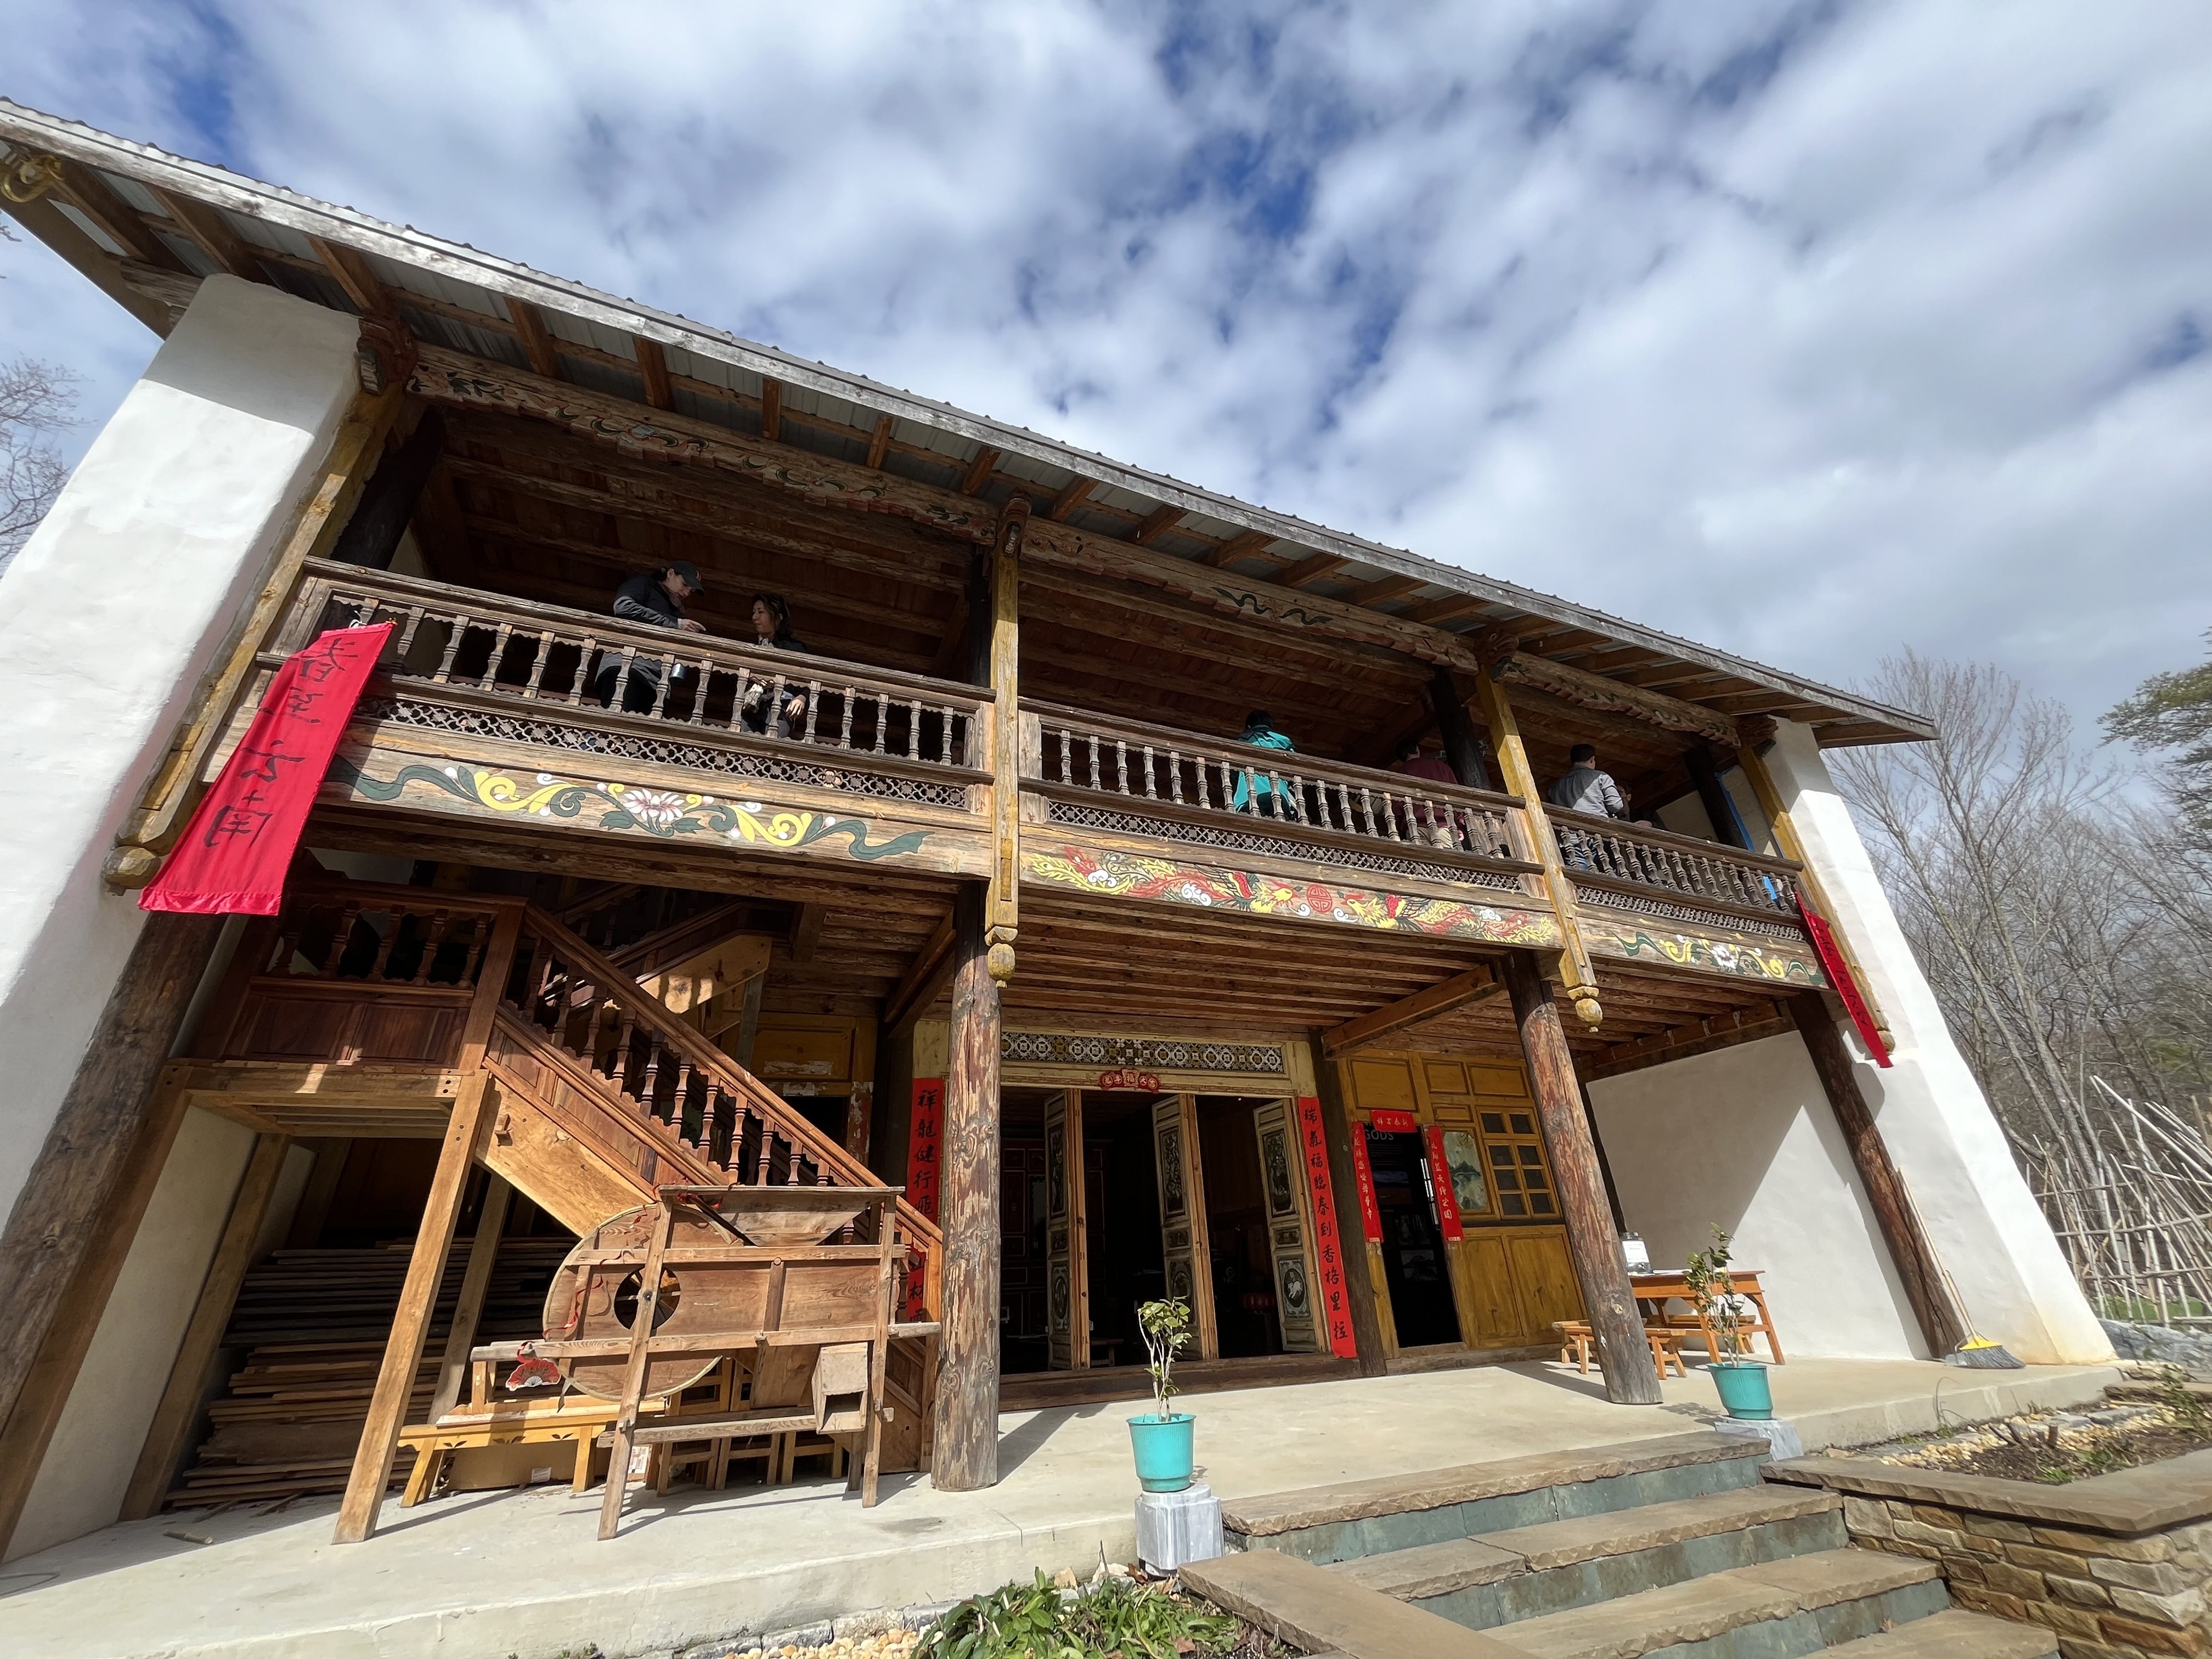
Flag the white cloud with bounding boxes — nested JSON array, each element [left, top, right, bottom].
[[2, 0, 2207, 722]]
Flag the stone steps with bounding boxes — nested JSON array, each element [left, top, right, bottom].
[[1330, 1484, 1848, 1627], [1818, 1609, 2056, 1659]]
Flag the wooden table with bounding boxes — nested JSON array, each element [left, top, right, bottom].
[[1627, 1270, 1784, 1364]]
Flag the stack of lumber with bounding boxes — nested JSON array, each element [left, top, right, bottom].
[[166, 1235, 568, 1510]]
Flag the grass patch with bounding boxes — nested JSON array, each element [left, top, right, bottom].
[[917, 1572, 1283, 1659]]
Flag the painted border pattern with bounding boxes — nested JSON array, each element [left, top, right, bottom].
[[1003, 1030, 1287, 1076], [1579, 911, 1826, 986]]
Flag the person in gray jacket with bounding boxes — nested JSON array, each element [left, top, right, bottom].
[[593, 562, 707, 712], [1547, 743, 1628, 870]]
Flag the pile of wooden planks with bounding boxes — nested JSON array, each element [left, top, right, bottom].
[[166, 1235, 568, 1510]]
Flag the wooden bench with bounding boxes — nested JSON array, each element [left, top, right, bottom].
[[1553, 1321, 1689, 1379], [1628, 1270, 1785, 1364]]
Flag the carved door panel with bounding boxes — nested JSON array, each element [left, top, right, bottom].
[[1150, 1094, 1218, 1359], [1506, 1227, 1585, 1340], [1045, 1090, 1089, 1370], [1251, 1100, 1320, 1352]]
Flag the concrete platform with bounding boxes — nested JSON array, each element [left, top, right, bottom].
[[0, 1358, 2117, 1659]]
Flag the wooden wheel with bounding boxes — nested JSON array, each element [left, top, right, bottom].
[[541, 1203, 727, 1400]]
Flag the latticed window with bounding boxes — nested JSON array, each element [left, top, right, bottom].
[[1479, 1108, 1557, 1219]]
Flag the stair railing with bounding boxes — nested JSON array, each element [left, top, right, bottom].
[[500, 904, 942, 1310]]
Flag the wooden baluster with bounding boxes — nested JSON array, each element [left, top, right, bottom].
[[1195, 756, 1213, 810], [640, 1034, 666, 1120], [366, 910, 404, 981], [689, 658, 713, 725], [1112, 740, 1127, 795], [1167, 750, 1184, 804], [647, 652, 677, 719], [521, 630, 554, 699], [731, 664, 753, 730], [1053, 729, 1069, 785], [1286, 772, 1306, 824], [1141, 745, 1156, 800], [566, 635, 597, 705], [404, 912, 447, 986], [456, 913, 491, 988], [608, 645, 637, 710], [393, 604, 428, 661], [905, 697, 921, 760], [837, 686, 854, 748], [874, 691, 890, 754], [431, 615, 471, 684], [1087, 735, 1101, 790], [764, 672, 788, 739], [748, 1116, 772, 1184], [803, 679, 822, 743], [344, 594, 376, 628], [321, 903, 363, 975], [1353, 786, 1375, 836], [610, 1009, 639, 1094], [938, 704, 952, 764], [484, 621, 514, 687]]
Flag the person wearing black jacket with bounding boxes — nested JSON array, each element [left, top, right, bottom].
[[740, 592, 810, 738], [594, 562, 707, 712]]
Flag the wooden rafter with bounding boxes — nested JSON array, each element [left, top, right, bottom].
[[633, 336, 673, 409], [1048, 477, 1096, 522], [505, 296, 561, 379], [865, 414, 893, 469], [759, 377, 783, 443], [1344, 573, 1427, 608], [309, 236, 391, 316], [148, 188, 266, 283], [884, 913, 957, 1031], [1132, 505, 1184, 546], [1198, 528, 1274, 568], [1403, 594, 1494, 627], [1319, 966, 1503, 1057], [54, 161, 182, 270], [1277, 552, 1349, 588], [960, 447, 1000, 495]]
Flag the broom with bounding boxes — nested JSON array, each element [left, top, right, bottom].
[[1918, 1195, 2024, 1369]]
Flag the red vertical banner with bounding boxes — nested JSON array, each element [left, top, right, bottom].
[[1796, 898, 1892, 1068], [1424, 1124, 1464, 1242], [1349, 1122, 1383, 1243], [141, 624, 393, 915], [901, 1077, 945, 1321], [1294, 1096, 1358, 1359]]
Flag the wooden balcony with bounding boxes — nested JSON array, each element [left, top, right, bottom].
[[259, 562, 996, 883]]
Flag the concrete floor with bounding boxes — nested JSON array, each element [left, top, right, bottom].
[[0, 1358, 2118, 1659]]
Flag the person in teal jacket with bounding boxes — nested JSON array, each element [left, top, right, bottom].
[[1229, 709, 1299, 817]]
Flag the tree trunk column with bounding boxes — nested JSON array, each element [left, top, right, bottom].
[[1503, 952, 1661, 1405], [933, 883, 1001, 1490], [1790, 994, 1968, 1356]]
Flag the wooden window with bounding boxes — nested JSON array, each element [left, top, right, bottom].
[[1477, 1108, 1558, 1220]]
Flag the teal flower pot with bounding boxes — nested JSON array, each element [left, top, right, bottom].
[[1128, 1412, 1196, 1492], [1709, 1359, 1773, 1420]]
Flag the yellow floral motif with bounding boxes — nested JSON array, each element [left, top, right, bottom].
[[471, 774, 572, 816], [731, 806, 817, 847]]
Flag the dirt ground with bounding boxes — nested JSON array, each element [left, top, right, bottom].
[[1868, 1383, 2212, 1484]]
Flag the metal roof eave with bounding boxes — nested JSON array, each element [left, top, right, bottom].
[[0, 99, 1935, 746]]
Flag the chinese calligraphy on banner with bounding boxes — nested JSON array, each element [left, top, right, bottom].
[[1423, 1124, 1464, 1242], [902, 1077, 945, 1321], [141, 624, 393, 915], [1293, 1096, 1358, 1359], [1348, 1123, 1384, 1243]]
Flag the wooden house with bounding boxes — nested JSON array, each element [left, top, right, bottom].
[[0, 101, 2110, 1560]]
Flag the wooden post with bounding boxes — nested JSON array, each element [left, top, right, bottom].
[[1502, 953, 1661, 1404], [426, 1175, 512, 1421], [120, 1131, 291, 1520], [932, 883, 1001, 1491], [1430, 666, 1494, 791], [1471, 668, 1604, 1029], [332, 1073, 496, 1543], [1307, 1042, 1390, 1375], [0, 912, 222, 1460], [1789, 995, 1968, 1356], [1685, 745, 1746, 850], [329, 408, 444, 569], [985, 500, 1026, 988]]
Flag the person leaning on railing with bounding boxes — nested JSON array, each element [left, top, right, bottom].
[[1391, 737, 1463, 849], [592, 561, 708, 713], [1229, 710, 1300, 819], [1545, 743, 1628, 869], [737, 592, 811, 740]]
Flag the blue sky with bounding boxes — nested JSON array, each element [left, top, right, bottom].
[[3, 0, 2208, 726]]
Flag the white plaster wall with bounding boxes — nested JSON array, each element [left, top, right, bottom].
[[8, 1108, 256, 1560], [0, 276, 359, 1228], [1762, 720, 2111, 1363], [1590, 1032, 1925, 1360]]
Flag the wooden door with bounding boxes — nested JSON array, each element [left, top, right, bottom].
[[1251, 1101, 1321, 1352], [1045, 1090, 1089, 1370], [1506, 1228, 1585, 1339], [1457, 1230, 1528, 1347], [1151, 1094, 1219, 1359]]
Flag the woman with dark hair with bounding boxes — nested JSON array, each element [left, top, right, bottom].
[[740, 592, 811, 738], [1229, 708, 1298, 818]]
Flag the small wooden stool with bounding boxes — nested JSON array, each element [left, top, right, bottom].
[[1552, 1321, 1689, 1379]]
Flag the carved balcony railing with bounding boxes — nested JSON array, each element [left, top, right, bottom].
[[1547, 807, 1807, 935], [262, 561, 992, 815], [1022, 701, 1544, 896]]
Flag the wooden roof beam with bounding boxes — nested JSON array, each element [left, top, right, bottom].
[[634, 337, 673, 410], [1132, 505, 1184, 546], [147, 188, 267, 283], [759, 377, 783, 443], [1495, 651, 1737, 747], [53, 161, 184, 272], [505, 296, 562, 379], [1198, 528, 1275, 569], [1403, 594, 1495, 627], [960, 447, 1000, 495], [1048, 476, 1096, 521], [1320, 966, 1504, 1057], [1345, 573, 1427, 608], [884, 912, 956, 1033], [309, 235, 392, 316], [1277, 552, 1350, 588], [865, 414, 893, 469]]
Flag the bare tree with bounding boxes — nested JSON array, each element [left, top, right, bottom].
[[0, 355, 79, 564]]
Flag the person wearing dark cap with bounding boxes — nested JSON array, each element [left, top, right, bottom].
[[1546, 742, 1628, 870], [594, 562, 708, 713]]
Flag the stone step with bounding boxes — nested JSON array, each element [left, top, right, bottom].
[[1183, 1549, 1526, 1659], [1481, 1548, 1947, 1659], [1227, 1432, 1771, 1564], [1333, 1485, 1848, 1626], [1818, 1610, 2056, 1659]]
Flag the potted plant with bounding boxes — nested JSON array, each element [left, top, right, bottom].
[[1127, 1296, 1197, 1492], [1686, 1227, 1772, 1420]]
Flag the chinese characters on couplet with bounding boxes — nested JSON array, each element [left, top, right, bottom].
[[1295, 1096, 1359, 1358], [901, 1078, 946, 1321]]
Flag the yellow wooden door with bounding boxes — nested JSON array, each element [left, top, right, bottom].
[[1505, 1228, 1585, 1340], [1455, 1230, 1527, 1347]]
